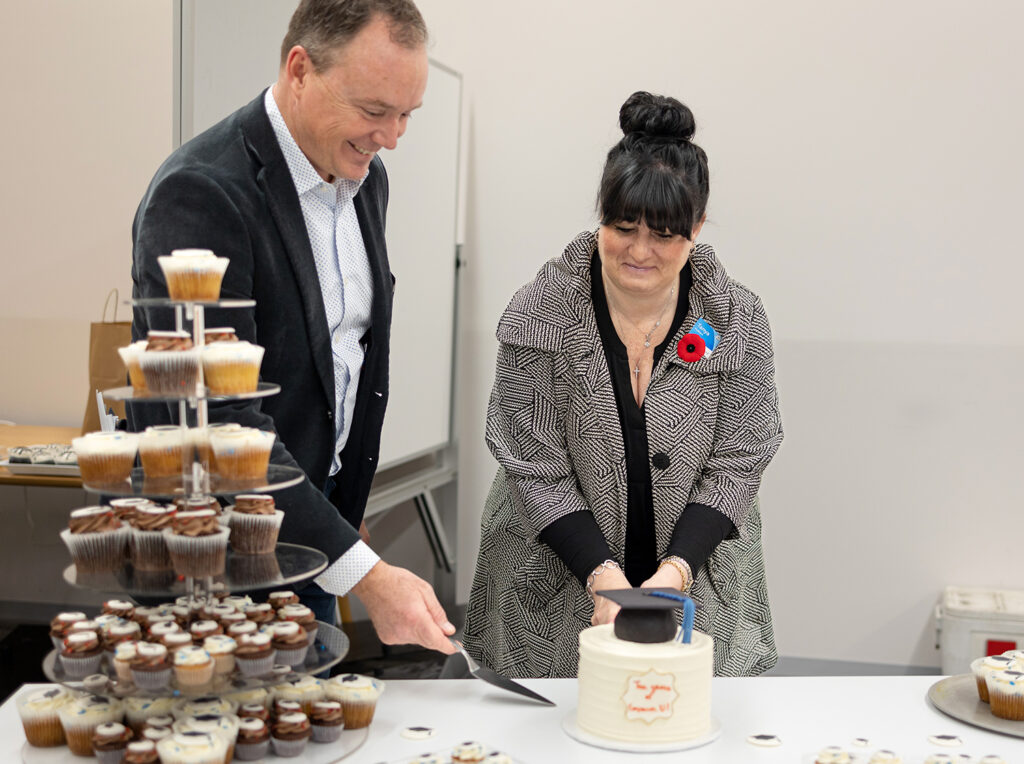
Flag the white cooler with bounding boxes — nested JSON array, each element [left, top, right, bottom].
[[936, 586, 1024, 674]]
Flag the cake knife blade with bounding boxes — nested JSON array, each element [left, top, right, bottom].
[[449, 638, 556, 706]]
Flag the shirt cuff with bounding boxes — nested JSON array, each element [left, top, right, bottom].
[[313, 541, 380, 596]]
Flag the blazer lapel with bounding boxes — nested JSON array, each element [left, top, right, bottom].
[[241, 96, 335, 409]]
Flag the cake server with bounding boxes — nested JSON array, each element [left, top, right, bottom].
[[449, 638, 556, 706]]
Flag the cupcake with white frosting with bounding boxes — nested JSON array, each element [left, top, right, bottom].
[[123, 696, 176, 736], [58, 694, 124, 757], [17, 685, 72, 747], [118, 340, 150, 393], [986, 668, 1024, 720], [157, 249, 229, 301], [60, 630, 104, 679], [173, 645, 214, 688], [202, 341, 265, 394], [138, 426, 189, 479], [325, 674, 384, 729], [72, 432, 139, 485], [971, 654, 1015, 702], [234, 716, 270, 760], [209, 428, 275, 481], [173, 713, 240, 762]]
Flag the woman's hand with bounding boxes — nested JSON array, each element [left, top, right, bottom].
[[639, 563, 685, 592], [589, 567, 631, 626]]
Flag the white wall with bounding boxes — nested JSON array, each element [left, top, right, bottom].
[[0, 1, 175, 427], [414, 0, 1024, 667], [3, 0, 1023, 667]]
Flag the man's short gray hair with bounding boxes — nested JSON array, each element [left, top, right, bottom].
[[281, 0, 427, 69]]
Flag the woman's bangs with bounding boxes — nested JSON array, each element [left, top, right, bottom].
[[602, 166, 695, 237]]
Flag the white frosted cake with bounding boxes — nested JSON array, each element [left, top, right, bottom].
[[576, 624, 713, 744]]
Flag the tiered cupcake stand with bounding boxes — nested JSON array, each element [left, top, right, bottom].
[[26, 298, 368, 762]]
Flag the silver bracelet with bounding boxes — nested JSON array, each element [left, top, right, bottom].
[[586, 559, 622, 599]]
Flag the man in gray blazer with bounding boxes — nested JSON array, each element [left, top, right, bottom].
[[130, 0, 455, 654]]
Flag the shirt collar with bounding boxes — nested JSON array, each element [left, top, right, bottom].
[[264, 87, 366, 202]]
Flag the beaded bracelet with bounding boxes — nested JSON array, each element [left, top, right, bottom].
[[658, 556, 693, 592], [585, 559, 622, 599]]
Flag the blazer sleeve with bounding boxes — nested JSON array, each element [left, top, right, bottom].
[[688, 295, 784, 531], [129, 168, 362, 563], [485, 341, 594, 539]]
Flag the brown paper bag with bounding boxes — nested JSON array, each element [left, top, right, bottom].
[[82, 289, 132, 434]]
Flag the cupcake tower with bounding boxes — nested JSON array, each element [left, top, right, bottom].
[[34, 250, 365, 759]]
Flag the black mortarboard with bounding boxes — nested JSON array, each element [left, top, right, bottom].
[[596, 587, 695, 644]]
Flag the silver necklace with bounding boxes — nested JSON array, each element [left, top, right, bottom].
[[631, 286, 675, 380]]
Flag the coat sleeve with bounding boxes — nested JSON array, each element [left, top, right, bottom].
[[688, 295, 784, 532], [129, 168, 362, 563], [485, 342, 594, 539]]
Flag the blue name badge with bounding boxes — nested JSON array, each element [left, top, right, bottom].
[[690, 318, 719, 357]]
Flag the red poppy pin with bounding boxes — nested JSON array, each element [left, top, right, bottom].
[[677, 334, 706, 363]]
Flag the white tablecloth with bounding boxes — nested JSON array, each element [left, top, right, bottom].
[[3, 676, 1022, 763]]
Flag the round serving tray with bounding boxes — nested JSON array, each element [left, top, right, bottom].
[[129, 298, 256, 309], [42, 620, 350, 697], [927, 674, 1024, 739], [62, 542, 327, 596], [81, 464, 304, 497], [101, 382, 281, 404], [21, 727, 368, 764]]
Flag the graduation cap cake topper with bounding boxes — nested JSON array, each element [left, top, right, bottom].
[[596, 587, 697, 644]]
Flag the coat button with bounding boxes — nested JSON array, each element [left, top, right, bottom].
[[326, 410, 333, 421], [652, 453, 671, 469]]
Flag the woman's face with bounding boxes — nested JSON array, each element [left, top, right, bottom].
[[597, 218, 703, 297]]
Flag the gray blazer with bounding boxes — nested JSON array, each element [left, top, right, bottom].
[[462, 230, 784, 678]]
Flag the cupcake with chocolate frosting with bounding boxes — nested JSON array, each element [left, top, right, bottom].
[[50, 611, 88, 649], [124, 739, 160, 764], [130, 642, 172, 690], [129, 504, 176, 570], [61, 506, 129, 573], [234, 632, 275, 677], [227, 494, 283, 554], [60, 630, 104, 679], [234, 716, 270, 760], [163, 509, 229, 577], [92, 721, 134, 764], [309, 700, 344, 743], [139, 332, 200, 396], [269, 621, 310, 668], [270, 711, 312, 758]]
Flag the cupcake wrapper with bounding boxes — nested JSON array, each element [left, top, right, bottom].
[[163, 527, 229, 578], [59, 651, 104, 679], [18, 707, 67, 747], [160, 258, 228, 301], [203, 356, 263, 395], [340, 700, 377, 729], [95, 747, 130, 764], [139, 350, 201, 395], [174, 660, 215, 687], [60, 709, 125, 757], [274, 645, 309, 668], [227, 510, 283, 554], [139, 444, 188, 478], [211, 653, 236, 675], [78, 452, 137, 484], [311, 723, 344, 743], [235, 739, 270, 760], [130, 528, 173, 570], [975, 675, 990, 703], [131, 666, 172, 690], [989, 690, 1024, 720], [271, 736, 310, 758], [212, 446, 272, 481], [235, 651, 276, 677], [60, 526, 130, 574]]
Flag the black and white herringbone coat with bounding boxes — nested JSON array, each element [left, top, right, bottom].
[[462, 230, 784, 679]]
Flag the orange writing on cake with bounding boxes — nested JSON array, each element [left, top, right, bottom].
[[622, 670, 679, 723]]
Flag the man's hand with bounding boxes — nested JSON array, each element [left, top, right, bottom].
[[351, 560, 456, 654], [590, 567, 631, 626]]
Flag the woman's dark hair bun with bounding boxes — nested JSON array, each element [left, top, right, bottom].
[[619, 91, 695, 142]]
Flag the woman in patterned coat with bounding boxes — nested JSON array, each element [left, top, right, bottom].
[[462, 92, 784, 678]]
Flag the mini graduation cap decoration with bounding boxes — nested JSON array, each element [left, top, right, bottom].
[[596, 587, 697, 644]]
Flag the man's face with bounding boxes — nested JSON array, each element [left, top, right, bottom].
[[285, 15, 428, 182]]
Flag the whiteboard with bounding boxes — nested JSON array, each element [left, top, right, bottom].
[[178, 0, 460, 469]]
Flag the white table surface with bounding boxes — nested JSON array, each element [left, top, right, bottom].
[[4, 676, 1023, 763]]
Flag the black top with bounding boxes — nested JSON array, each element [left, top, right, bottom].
[[538, 251, 734, 587]]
